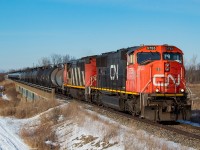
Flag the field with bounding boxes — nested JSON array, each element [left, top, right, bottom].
[[188, 84, 200, 110]]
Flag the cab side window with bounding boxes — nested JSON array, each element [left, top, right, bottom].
[[127, 53, 135, 65]]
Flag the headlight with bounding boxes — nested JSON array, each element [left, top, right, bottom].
[[180, 89, 184, 93], [165, 67, 170, 72], [156, 88, 159, 93]]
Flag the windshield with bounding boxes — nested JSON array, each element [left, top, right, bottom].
[[137, 52, 160, 65], [163, 52, 182, 63]]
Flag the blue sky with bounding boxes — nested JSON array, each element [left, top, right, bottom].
[[0, 0, 200, 71]]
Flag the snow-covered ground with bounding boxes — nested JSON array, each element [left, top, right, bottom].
[[0, 102, 196, 150], [0, 117, 29, 150], [56, 109, 195, 150]]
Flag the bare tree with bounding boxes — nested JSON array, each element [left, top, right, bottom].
[[38, 57, 51, 66], [63, 54, 76, 63], [62, 54, 70, 63], [37, 53, 75, 67], [186, 55, 198, 83], [51, 54, 62, 65], [8, 69, 16, 73], [197, 63, 200, 70]]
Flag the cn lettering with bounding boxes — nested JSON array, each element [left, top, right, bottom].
[[153, 74, 180, 86], [110, 65, 118, 80]]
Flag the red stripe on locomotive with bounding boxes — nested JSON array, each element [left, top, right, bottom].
[[85, 57, 97, 87]]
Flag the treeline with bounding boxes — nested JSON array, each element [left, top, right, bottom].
[[185, 56, 200, 83], [9, 54, 75, 72], [37, 53, 75, 66]]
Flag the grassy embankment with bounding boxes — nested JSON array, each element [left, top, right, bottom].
[[0, 77, 60, 149]]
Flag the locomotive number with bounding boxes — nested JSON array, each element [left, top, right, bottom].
[[110, 65, 118, 80], [153, 74, 180, 86]]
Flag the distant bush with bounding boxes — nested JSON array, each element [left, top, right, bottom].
[[0, 73, 5, 82], [0, 82, 20, 115]]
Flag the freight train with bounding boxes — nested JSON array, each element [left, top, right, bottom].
[[8, 45, 191, 121]]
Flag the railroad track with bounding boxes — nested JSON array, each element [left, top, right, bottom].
[[56, 93, 69, 100], [101, 105, 200, 140], [178, 122, 200, 131], [13, 80, 52, 92], [55, 94, 72, 104]]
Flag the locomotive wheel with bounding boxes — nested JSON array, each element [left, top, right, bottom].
[[125, 99, 137, 116], [156, 108, 160, 121], [77, 90, 85, 101], [62, 89, 65, 95], [119, 98, 125, 111], [85, 94, 92, 102], [66, 88, 71, 98], [94, 91, 103, 106]]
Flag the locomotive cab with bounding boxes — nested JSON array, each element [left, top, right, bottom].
[[126, 45, 191, 121], [127, 45, 186, 94]]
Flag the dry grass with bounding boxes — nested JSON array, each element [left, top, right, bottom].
[[18, 99, 59, 118], [0, 82, 19, 101], [60, 101, 81, 118], [192, 101, 200, 110], [188, 84, 200, 99], [0, 82, 21, 116], [21, 111, 60, 150], [103, 125, 119, 142], [0, 98, 59, 118], [188, 84, 200, 110]]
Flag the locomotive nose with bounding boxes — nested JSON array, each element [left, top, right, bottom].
[[153, 61, 184, 94]]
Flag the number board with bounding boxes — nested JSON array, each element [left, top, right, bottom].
[[166, 46, 174, 50], [146, 46, 156, 50]]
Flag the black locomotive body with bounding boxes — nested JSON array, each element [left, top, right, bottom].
[[96, 49, 128, 91]]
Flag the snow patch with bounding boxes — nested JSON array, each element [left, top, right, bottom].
[[55, 106, 195, 150], [2, 94, 10, 100], [45, 140, 58, 147]]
